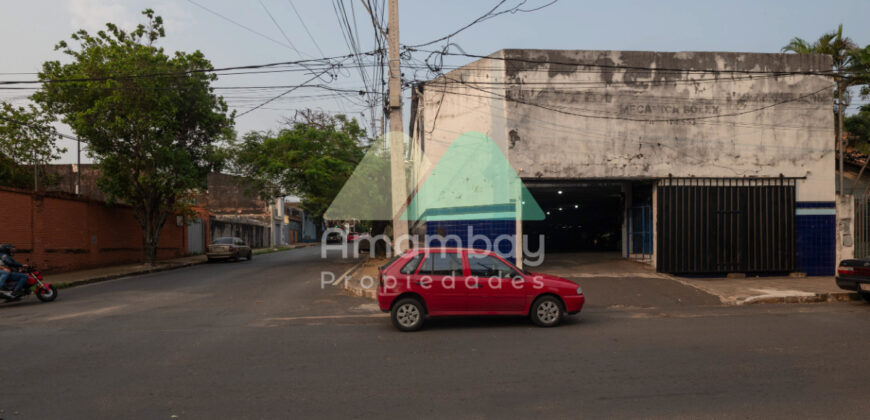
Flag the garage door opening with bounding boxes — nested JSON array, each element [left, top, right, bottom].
[[523, 182, 624, 254]]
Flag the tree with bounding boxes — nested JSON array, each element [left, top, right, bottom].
[[846, 104, 870, 152], [782, 25, 859, 192], [0, 102, 66, 189], [231, 110, 366, 234], [850, 45, 870, 97], [33, 10, 234, 264]]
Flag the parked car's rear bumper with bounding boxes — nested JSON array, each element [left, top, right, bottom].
[[563, 294, 585, 314], [836, 274, 867, 292], [377, 291, 398, 312], [207, 251, 238, 260]]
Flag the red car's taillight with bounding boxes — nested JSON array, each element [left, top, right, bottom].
[[837, 266, 855, 275]]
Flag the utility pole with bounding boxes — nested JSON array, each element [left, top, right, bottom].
[[838, 83, 845, 196], [33, 147, 37, 192], [76, 138, 81, 196], [387, 0, 408, 254]]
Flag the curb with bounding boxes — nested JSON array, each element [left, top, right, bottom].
[[54, 260, 207, 289], [253, 243, 318, 256], [659, 273, 860, 306], [741, 291, 861, 305], [54, 243, 318, 289], [344, 283, 378, 300], [334, 260, 378, 300]]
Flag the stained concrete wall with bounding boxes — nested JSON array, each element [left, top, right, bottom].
[[837, 194, 855, 264], [411, 56, 506, 183], [415, 49, 835, 202]]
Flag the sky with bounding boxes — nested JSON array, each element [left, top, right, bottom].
[[1, 0, 869, 163]]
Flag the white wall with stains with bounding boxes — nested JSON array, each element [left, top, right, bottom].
[[414, 49, 835, 203]]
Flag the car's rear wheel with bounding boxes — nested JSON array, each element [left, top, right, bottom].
[[530, 295, 564, 327], [247, 251, 253, 261], [860, 292, 870, 304], [391, 298, 425, 332]]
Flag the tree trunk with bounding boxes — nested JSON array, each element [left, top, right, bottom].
[[139, 204, 168, 266]]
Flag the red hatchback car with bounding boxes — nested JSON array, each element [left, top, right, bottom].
[[377, 248, 585, 331]]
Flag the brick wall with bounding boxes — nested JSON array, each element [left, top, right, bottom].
[[0, 186, 187, 273]]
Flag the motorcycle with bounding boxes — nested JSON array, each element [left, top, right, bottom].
[[1, 266, 58, 303]]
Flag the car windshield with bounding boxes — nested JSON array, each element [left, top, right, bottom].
[[212, 237, 234, 245]]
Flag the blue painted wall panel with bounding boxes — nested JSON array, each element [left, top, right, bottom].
[[426, 219, 516, 262], [795, 212, 836, 276]]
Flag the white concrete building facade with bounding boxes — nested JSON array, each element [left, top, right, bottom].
[[410, 49, 836, 275]]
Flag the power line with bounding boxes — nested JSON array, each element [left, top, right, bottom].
[[186, 0, 297, 52], [0, 113, 80, 142], [258, 0, 310, 58], [237, 68, 335, 118], [406, 0, 559, 48], [287, 0, 328, 58], [0, 52, 377, 86]]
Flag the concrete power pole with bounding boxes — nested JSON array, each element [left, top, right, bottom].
[[387, 0, 408, 254]]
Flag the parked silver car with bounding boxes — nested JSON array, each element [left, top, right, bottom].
[[206, 237, 253, 262]]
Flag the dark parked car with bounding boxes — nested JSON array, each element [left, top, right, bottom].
[[836, 259, 870, 303], [207, 237, 252, 262], [324, 231, 343, 244]]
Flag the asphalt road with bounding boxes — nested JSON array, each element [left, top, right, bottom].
[[1, 246, 869, 419]]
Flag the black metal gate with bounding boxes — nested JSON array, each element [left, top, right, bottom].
[[657, 178, 796, 274]]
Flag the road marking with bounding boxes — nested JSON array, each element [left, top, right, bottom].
[[44, 305, 127, 321], [264, 313, 387, 322], [333, 261, 365, 286]]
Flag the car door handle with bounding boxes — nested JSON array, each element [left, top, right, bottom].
[[469, 284, 484, 288], [414, 281, 430, 286]]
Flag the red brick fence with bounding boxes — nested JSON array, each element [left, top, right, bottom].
[[0, 186, 189, 273]]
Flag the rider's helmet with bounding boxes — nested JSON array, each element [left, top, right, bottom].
[[0, 244, 15, 255]]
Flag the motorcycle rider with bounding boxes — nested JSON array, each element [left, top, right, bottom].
[[0, 244, 29, 299]]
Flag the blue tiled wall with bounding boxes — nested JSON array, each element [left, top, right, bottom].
[[795, 202, 836, 276], [425, 219, 516, 262]]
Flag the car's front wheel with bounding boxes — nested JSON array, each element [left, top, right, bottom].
[[391, 298, 425, 332], [860, 292, 870, 304], [530, 295, 564, 327]]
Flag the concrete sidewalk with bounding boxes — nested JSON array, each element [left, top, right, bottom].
[[336, 257, 385, 299], [49, 255, 208, 288], [49, 243, 317, 289], [668, 275, 861, 305]]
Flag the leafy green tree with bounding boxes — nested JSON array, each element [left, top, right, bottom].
[[846, 104, 870, 152], [231, 110, 366, 233], [0, 102, 66, 189], [782, 24, 858, 153], [33, 10, 234, 264], [851, 45, 870, 97]]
